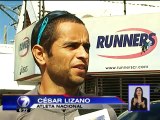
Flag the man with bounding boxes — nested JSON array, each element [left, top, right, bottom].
[[0, 10, 117, 120]]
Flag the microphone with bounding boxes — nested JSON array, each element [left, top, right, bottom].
[[75, 105, 117, 120], [74, 109, 111, 120]]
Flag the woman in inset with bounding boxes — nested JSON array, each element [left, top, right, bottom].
[[131, 87, 148, 111]]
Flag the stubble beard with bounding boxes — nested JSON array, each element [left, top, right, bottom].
[[47, 68, 85, 88]]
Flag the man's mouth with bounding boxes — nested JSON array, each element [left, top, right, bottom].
[[77, 66, 85, 70], [73, 64, 87, 72]]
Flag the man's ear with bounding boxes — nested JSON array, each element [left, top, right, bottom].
[[32, 45, 47, 66]]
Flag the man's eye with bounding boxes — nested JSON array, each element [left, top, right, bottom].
[[68, 44, 79, 49], [84, 44, 90, 51]]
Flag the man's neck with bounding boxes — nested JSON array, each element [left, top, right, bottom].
[[39, 71, 80, 95], [39, 80, 79, 96]]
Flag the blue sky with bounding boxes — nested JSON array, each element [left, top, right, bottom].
[[0, 0, 22, 44]]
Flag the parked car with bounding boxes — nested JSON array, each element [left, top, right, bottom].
[[118, 100, 160, 120]]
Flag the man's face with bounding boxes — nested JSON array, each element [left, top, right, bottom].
[[45, 22, 90, 88]]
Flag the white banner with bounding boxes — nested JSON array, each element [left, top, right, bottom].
[[83, 13, 160, 72]]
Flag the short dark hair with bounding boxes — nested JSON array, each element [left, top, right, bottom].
[[31, 10, 85, 66]]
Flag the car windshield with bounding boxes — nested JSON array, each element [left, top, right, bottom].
[[118, 102, 160, 120]]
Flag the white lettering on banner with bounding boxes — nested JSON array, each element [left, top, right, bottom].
[[64, 98, 90, 103], [37, 97, 62, 103]]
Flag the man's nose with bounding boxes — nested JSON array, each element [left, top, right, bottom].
[[76, 46, 89, 60]]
